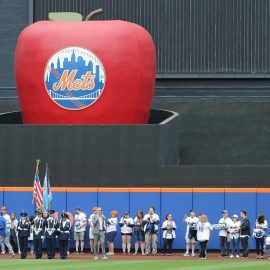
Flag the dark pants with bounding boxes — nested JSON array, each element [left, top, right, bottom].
[[199, 240, 208, 258], [240, 236, 249, 257], [59, 240, 69, 259], [220, 236, 230, 256], [10, 229, 18, 252], [33, 238, 43, 259], [255, 237, 264, 256], [162, 238, 173, 254], [19, 236, 28, 259], [46, 238, 56, 259]]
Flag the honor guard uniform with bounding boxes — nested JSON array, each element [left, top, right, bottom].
[[44, 210, 58, 259], [32, 210, 44, 259], [17, 211, 30, 259], [58, 213, 71, 259]]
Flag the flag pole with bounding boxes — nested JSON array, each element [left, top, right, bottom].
[[32, 159, 41, 204]]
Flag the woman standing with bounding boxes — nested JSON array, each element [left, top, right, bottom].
[[133, 210, 145, 255], [197, 214, 213, 260], [106, 210, 118, 256], [119, 212, 134, 255], [9, 212, 19, 254], [253, 214, 268, 259], [228, 214, 241, 258], [161, 213, 177, 256]]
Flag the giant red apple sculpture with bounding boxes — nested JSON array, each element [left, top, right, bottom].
[[15, 19, 156, 124]]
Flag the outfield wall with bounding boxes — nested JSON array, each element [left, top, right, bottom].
[[2, 187, 269, 250]]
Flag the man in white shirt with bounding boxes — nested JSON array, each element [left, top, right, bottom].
[[74, 208, 87, 254], [143, 207, 160, 256], [183, 210, 199, 257], [218, 210, 232, 257]]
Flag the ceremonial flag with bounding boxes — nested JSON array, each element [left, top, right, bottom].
[[32, 160, 43, 209], [42, 163, 53, 211]]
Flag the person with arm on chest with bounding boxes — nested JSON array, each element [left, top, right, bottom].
[[57, 213, 71, 259], [161, 213, 177, 256], [106, 210, 118, 256], [44, 210, 58, 259], [143, 207, 160, 256], [74, 208, 87, 254], [240, 210, 251, 258], [228, 214, 240, 258], [17, 211, 30, 259], [91, 207, 109, 260], [32, 209, 44, 259], [119, 211, 134, 255]]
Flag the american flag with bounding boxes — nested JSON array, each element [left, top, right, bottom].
[[33, 161, 43, 209]]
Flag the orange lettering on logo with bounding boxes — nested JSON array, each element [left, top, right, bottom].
[[52, 70, 96, 91], [53, 70, 77, 91]]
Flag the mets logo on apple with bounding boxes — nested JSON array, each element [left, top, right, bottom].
[[44, 46, 106, 110]]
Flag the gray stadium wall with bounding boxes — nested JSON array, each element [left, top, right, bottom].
[[1, 0, 270, 187]]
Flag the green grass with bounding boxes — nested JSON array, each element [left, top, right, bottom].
[[0, 260, 270, 270]]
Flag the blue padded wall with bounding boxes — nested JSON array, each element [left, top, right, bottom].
[[2, 189, 269, 251], [4, 191, 34, 217], [257, 193, 270, 218]]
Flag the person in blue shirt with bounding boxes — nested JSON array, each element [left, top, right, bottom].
[[0, 212, 6, 237]]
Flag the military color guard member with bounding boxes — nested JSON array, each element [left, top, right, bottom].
[[44, 210, 58, 259], [32, 209, 44, 259], [17, 211, 30, 259], [58, 212, 71, 259]]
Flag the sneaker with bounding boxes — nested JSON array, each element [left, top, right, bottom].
[[229, 254, 234, 258], [191, 252, 196, 257], [161, 253, 165, 256], [94, 255, 98, 260], [102, 255, 108, 260], [10, 253, 15, 257], [168, 253, 171, 256], [90, 251, 94, 254], [133, 253, 137, 256], [236, 255, 240, 258], [122, 252, 126, 256], [1, 251, 5, 255], [80, 252, 84, 255], [184, 252, 189, 257], [256, 255, 260, 259], [260, 256, 264, 259], [106, 252, 111, 256]]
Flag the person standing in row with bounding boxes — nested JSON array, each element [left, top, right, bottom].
[[9, 212, 19, 254], [74, 208, 87, 254], [17, 211, 30, 259], [106, 210, 118, 256], [183, 210, 199, 257], [197, 214, 213, 260], [58, 213, 71, 259], [91, 207, 108, 260], [88, 207, 97, 254], [0, 206, 14, 256], [240, 210, 250, 258], [119, 211, 134, 255], [218, 210, 232, 258], [32, 210, 44, 259], [253, 213, 268, 259], [44, 210, 58, 259], [161, 213, 177, 256], [133, 210, 145, 256], [144, 207, 160, 256], [228, 214, 240, 258]]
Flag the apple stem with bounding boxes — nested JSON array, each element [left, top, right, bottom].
[[85, 9, 103, 21]]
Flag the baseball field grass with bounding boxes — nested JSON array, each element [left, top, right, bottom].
[[0, 259, 270, 270]]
